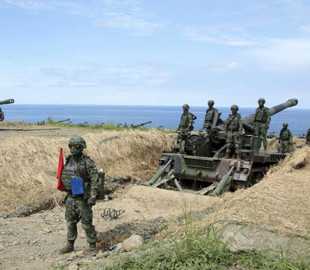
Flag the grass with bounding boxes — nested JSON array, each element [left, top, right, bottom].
[[99, 227, 310, 270], [41, 117, 156, 131], [0, 130, 175, 213]]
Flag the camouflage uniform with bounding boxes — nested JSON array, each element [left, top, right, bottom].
[[278, 123, 292, 153], [253, 98, 270, 150], [178, 104, 194, 133], [177, 104, 195, 153], [306, 128, 310, 146], [203, 100, 218, 131], [60, 136, 99, 255], [225, 105, 243, 159]]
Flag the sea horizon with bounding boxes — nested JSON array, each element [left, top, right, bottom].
[[2, 104, 309, 135]]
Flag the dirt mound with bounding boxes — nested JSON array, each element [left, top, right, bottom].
[[0, 130, 174, 213], [0, 120, 32, 127], [207, 146, 310, 237]]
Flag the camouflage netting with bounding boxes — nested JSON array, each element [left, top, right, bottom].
[[207, 146, 310, 237], [0, 130, 175, 213]]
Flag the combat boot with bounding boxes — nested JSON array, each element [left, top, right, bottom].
[[89, 243, 98, 256], [59, 240, 74, 254]]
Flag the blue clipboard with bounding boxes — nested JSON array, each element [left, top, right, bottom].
[[71, 177, 84, 195]]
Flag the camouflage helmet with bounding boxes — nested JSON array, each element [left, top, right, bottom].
[[258, 98, 266, 104], [68, 135, 87, 149], [182, 104, 190, 110], [208, 100, 214, 106], [283, 122, 288, 127], [230, 104, 239, 111]]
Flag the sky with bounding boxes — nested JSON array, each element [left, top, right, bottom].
[[0, 0, 310, 108]]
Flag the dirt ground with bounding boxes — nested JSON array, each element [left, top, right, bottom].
[[0, 121, 104, 140], [0, 121, 309, 270], [0, 122, 219, 270], [0, 185, 218, 270]]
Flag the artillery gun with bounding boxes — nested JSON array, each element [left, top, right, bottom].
[[148, 99, 298, 195], [0, 99, 15, 121]]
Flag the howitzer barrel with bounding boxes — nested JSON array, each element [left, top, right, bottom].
[[269, 98, 298, 116], [56, 118, 70, 123], [242, 98, 298, 127], [0, 99, 14, 105], [132, 120, 152, 128]]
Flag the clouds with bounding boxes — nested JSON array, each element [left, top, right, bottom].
[[2, 0, 165, 36], [40, 65, 169, 86], [1, 0, 310, 107], [183, 25, 255, 47], [247, 38, 310, 69], [210, 61, 242, 73]]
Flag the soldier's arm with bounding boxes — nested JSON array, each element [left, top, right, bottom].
[[224, 117, 228, 133], [187, 114, 193, 131], [266, 108, 271, 127], [86, 157, 99, 198], [238, 115, 243, 134]]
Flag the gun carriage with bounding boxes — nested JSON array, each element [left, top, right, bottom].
[[148, 99, 298, 195]]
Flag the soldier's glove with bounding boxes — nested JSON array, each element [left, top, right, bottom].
[[87, 196, 97, 206]]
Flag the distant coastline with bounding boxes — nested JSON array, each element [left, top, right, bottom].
[[3, 104, 309, 135]]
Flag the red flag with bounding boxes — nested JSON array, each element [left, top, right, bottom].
[[57, 147, 65, 191]]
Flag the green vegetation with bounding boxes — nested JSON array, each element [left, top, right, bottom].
[[39, 117, 152, 131], [100, 228, 310, 270]]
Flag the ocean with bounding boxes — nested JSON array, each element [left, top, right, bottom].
[[2, 104, 310, 135]]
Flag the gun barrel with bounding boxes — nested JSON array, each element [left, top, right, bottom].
[[56, 118, 70, 123], [132, 120, 152, 128], [242, 98, 298, 127], [0, 99, 14, 105], [269, 98, 298, 116]]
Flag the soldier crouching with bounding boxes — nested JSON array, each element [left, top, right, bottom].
[[59, 136, 99, 256]]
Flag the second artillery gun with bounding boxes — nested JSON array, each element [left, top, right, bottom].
[[148, 99, 298, 195], [0, 99, 15, 121]]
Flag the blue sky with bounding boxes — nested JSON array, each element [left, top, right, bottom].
[[0, 0, 309, 108]]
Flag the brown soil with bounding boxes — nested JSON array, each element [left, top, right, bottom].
[[0, 121, 309, 270], [0, 185, 219, 270]]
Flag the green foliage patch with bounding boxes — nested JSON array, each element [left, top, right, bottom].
[[101, 228, 310, 270]]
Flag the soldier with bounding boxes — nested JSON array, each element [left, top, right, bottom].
[[253, 98, 270, 151], [306, 128, 310, 146], [59, 136, 99, 256], [224, 105, 243, 159], [278, 123, 293, 153], [177, 104, 196, 153], [203, 100, 219, 131]]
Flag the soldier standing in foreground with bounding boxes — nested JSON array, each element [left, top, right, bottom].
[[203, 100, 219, 131], [253, 98, 270, 151], [306, 128, 310, 146], [59, 136, 99, 256], [278, 123, 293, 153], [177, 104, 196, 153], [224, 105, 243, 159]]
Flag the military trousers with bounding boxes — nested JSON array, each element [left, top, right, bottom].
[[226, 131, 240, 155], [279, 140, 290, 153], [253, 122, 268, 149], [65, 195, 97, 244]]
